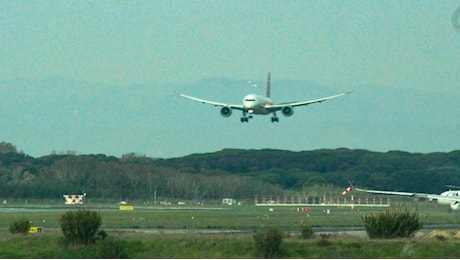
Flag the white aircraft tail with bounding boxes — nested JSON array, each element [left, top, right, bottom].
[[266, 72, 271, 98]]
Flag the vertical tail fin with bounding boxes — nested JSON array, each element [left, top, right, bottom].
[[266, 72, 271, 98]]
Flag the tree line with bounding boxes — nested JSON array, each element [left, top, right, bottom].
[[0, 142, 459, 202]]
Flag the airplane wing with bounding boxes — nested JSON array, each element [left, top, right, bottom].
[[266, 91, 353, 110], [180, 94, 245, 110], [354, 187, 416, 197], [355, 187, 460, 202]]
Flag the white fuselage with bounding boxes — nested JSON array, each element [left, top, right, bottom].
[[242, 94, 272, 115], [437, 190, 460, 205]]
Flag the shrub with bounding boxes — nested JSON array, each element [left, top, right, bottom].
[[361, 208, 424, 239], [59, 210, 102, 246], [253, 227, 285, 258], [9, 218, 30, 234], [95, 237, 128, 258], [317, 234, 332, 247], [299, 221, 314, 239]]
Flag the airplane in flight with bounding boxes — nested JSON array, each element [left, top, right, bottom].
[[349, 185, 460, 211], [180, 73, 353, 122]]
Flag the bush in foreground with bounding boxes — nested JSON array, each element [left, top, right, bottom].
[[59, 210, 103, 246], [95, 236, 128, 258], [9, 218, 30, 234], [300, 220, 315, 239], [253, 227, 285, 258], [362, 208, 424, 239]]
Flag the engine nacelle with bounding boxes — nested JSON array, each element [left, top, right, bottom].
[[220, 106, 232, 117], [281, 106, 294, 117], [451, 201, 460, 210]]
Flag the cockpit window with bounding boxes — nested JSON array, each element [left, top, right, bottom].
[[245, 99, 255, 102]]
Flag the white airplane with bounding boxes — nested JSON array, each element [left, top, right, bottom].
[[180, 73, 353, 123], [353, 185, 460, 211]]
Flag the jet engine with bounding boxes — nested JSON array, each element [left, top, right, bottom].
[[450, 201, 460, 210], [220, 106, 232, 117], [281, 106, 294, 117]]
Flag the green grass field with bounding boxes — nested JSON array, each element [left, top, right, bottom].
[[1, 199, 459, 231], [2, 228, 460, 258], [1, 199, 460, 258]]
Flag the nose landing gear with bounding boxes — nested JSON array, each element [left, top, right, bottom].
[[241, 111, 253, 123]]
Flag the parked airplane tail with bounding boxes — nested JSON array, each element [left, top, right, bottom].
[[266, 72, 271, 98]]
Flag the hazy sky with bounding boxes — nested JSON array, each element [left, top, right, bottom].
[[2, 1, 459, 89], [0, 1, 459, 157]]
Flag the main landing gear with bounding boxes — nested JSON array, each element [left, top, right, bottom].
[[240, 112, 280, 122], [271, 112, 279, 123]]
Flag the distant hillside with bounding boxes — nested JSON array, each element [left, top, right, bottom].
[[0, 142, 459, 201], [156, 148, 460, 193], [157, 148, 460, 174]]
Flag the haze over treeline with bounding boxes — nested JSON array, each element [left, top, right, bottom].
[[0, 142, 459, 202], [1, 77, 458, 159]]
